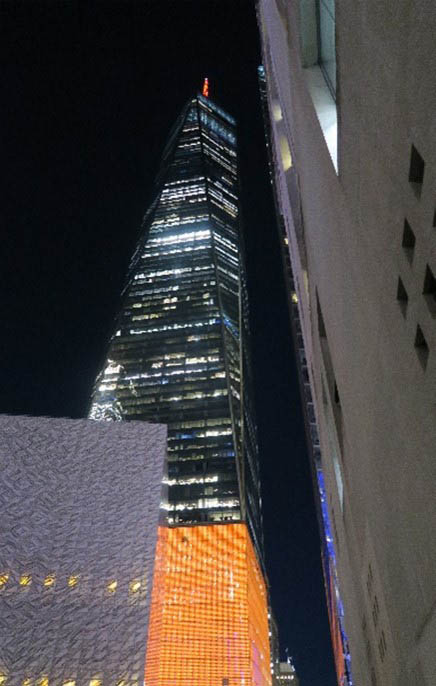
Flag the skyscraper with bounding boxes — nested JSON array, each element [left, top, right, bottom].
[[90, 89, 262, 559], [90, 88, 270, 685]]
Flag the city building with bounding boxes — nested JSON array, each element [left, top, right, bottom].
[[145, 523, 269, 686], [277, 661, 299, 686], [90, 88, 262, 560], [257, 63, 351, 686], [90, 88, 271, 685], [0, 414, 167, 686], [256, 2, 436, 686], [268, 610, 281, 686]]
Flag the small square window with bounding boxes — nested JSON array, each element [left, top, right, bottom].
[[19, 574, 32, 586], [129, 580, 141, 594], [409, 145, 425, 196], [396, 277, 408, 316], [415, 325, 429, 370], [67, 575, 79, 588], [402, 220, 416, 262], [423, 264, 436, 306], [317, 291, 327, 338], [334, 381, 340, 405]]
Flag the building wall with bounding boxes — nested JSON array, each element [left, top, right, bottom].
[[145, 523, 271, 686], [0, 415, 167, 686], [257, 2, 436, 685]]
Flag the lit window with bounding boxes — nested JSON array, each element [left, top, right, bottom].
[[19, 574, 32, 586], [36, 678, 48, 686], [0, 573, 9, 587], [22, 679, 31, 686], [89, 679, 102, 686], [279, 135, 292, 171], [0, 677, 7, 686], [44, 575, 55, 587], [68, 575, 79, 588], [63, 680, 75, 686], [107, 580, 117, 593], [130, 580, 141, 594]]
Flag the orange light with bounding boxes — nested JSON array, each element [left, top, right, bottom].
[[145, 523, 271, 686], [202, 77, 209, 98]]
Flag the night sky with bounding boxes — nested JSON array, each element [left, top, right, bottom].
[[1, 2, 336, 685]]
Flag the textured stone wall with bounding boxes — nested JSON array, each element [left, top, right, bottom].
[[0, 415, 167, 686]]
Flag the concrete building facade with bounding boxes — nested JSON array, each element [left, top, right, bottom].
[[0, 415, 167, 686], [256, 2, 436, 686]]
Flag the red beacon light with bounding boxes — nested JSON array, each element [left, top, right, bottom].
[[202, 77, 209, 98]]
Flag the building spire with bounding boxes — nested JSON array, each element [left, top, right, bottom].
[[202, 77, 209, 97]]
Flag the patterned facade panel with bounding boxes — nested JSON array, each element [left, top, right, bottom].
[[144, 522, 271, 686], [0, 415, 167, 686]]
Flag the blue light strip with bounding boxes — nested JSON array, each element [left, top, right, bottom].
[[317, 468, 353, 686]]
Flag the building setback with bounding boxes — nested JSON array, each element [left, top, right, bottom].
[[90, 90, 271, 686], [0, 415, 167, 686], [256, 2, 436, 686]]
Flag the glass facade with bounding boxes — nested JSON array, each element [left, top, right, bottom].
[[299, 0, 337, 98], [319, 0, 336, 96], [90, 93, 263, 562], [145, 523, 271, 686]]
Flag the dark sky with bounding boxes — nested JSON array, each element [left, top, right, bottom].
[[1, 2, 336, 685]]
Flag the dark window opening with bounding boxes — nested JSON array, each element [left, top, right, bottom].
[[423, 264, 436, 302], [409, 145, 425, 196], [317, 291, 327, 338], [378, 629, 387, 662], [367, 563, 374, 596], [396, 277, 408, 316], [372, 595, 380, 628], [334, 380, 340, 405], [433, 209, 436, 228], [402, 219, 416, 262], [423, 264, 436, 316], [415, 325, 429, 370]]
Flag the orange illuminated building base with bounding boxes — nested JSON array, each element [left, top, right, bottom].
[[145, 523, 271, 686]]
